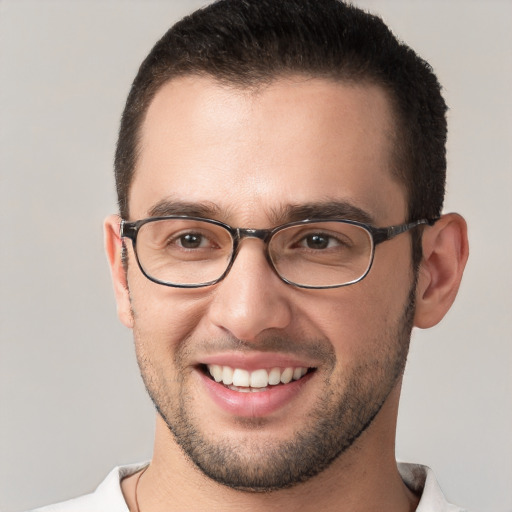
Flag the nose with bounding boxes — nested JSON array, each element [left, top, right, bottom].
[[207, 239, 293, 341]]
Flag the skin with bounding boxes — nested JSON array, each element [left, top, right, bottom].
[[105, 75, 468, 511]]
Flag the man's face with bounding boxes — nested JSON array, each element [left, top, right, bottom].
[[117, 76, 416, 490]]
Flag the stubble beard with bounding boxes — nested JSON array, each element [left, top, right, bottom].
[[133, 285, 416, 493]]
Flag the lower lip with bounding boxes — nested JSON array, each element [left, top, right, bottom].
[[199, 371, 313, 418]]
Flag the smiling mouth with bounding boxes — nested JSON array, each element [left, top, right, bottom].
[[202, 364, 315, 392]]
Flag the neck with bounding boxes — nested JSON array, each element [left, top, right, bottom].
[[123, 386, 419, 512]]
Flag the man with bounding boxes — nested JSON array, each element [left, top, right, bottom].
[[34, 0, 468, 510]]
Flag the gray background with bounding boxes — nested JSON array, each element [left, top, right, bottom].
[[1, 1, 511, 511]]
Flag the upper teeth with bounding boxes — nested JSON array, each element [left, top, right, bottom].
[[207, 365, 309, 388]]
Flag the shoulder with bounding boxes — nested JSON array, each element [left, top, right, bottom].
[[28, 493, 103, 512], [398, 462, 467, 512], [28, 463, 149, 512]]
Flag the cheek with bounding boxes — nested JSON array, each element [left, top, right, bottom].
[[366, 238, 416, 302], [127, 267, 211, 352], [297, 264, 413, 361]]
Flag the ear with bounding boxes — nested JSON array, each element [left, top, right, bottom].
[[414, 213, 469, 328], [104, 214, 134, 329]]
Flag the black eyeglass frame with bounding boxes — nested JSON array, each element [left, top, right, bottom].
[[120, 216, 437, 289]]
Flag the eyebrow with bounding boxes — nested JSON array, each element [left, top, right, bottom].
[[147, 198, 375, 226], [273, 201, 375, 225], [148, 199, 225, 219]]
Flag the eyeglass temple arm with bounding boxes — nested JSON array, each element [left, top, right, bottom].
[[119, 220, 138, 240], [372, 218, 438, 245]]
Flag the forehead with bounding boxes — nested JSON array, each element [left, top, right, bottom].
[[130, 75, 406, 225]]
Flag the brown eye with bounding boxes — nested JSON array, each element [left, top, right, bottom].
[[304, 234, 329, 249], [179, 233, 205, 249]]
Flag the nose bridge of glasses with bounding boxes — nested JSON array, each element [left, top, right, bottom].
[[231, 227, 275, 270], [236, 227, 273, 244]]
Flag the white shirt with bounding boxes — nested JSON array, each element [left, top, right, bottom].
[[30, 462, 466, 511]]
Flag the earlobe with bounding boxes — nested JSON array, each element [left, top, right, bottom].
[[104, 214, 134, 329], [414, 213, 469, 329]]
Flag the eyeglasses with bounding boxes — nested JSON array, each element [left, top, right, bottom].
[[120, 216, 436, 289]]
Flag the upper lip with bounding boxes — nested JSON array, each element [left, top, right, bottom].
[[198, 352, 319, 371]]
